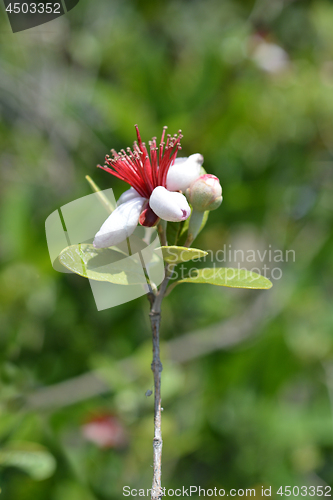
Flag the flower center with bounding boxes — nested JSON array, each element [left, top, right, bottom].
[[98, 125, 183, 199]]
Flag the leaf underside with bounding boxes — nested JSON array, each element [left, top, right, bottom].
[[176, 267, 273, 289], [58, 244, 147, 285], [160, 246, 208, 264]]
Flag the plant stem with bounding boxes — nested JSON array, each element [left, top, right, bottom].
[[157, 220, 168, 246], [149, 306, 163, 500], [148, 218, 191, 498], [149, 260, 175, 500]]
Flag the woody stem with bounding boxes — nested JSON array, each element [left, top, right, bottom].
[[149, 304, 163, 500], [149, 225, 175, 499]]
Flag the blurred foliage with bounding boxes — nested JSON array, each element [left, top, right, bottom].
[[1, 0, 333, 498]]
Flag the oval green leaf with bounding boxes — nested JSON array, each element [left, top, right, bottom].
[[160, 246, 208, 264], [0, 442, 56, 480], [179, 210, 209, 244], [176, 267, 273, 289], [58, 244, 147, 285]]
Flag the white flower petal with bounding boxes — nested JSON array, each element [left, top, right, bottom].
[[166, 153, 204, 192], [117, 187, 142, 206], [171, 157, 188, 166], [93, 196, 146, 248], [149, 186, 191, 222]]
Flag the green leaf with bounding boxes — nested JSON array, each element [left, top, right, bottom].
[[0, 442, 56, 480], [176, 209, 209, 247], [160, 246, 208, 264], [196, 210, 210, 235], [58, 244, 147, 285], [179, 210, 210, 245], [166, 220, 183, 246], [175, 267, 273, 289]]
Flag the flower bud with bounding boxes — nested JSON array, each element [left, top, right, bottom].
[[186, 174, 222, 212]]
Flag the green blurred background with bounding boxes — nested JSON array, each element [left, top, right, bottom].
[[0, 0, 333, 498]]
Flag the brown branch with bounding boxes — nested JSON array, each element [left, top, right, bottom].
[[148, 260, 175, 499], [149, 308, 163, 500]]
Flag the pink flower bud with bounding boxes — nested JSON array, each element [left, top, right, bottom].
[[186, 174, 222, 212]]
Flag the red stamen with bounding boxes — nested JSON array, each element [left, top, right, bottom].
[[98, 125, 182, 198]]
